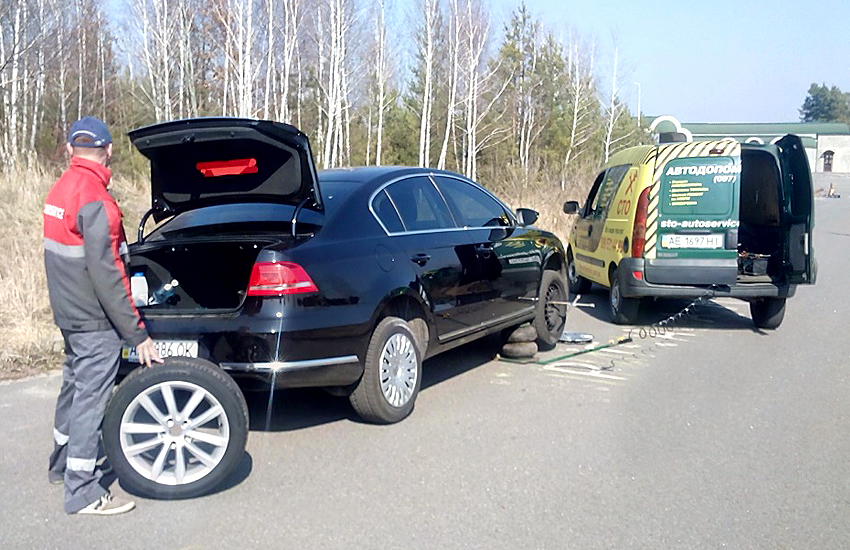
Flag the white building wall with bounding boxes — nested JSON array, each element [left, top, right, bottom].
[[816, 135, 850, 173]]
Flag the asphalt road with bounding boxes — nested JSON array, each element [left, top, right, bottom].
[[1, 197, 847, 549]]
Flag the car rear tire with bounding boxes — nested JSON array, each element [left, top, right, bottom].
[[102, 357, 249, 500], [750, 297, 786, 329], [567, 249, 591, 295], [535, 270, 568, 349], [350, 317, 422, 424], [609, 266, 640, 325]]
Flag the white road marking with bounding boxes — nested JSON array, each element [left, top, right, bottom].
[[542, 364, 628, 380]]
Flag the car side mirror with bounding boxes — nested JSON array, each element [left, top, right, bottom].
[[515, 208, 539, 227], [563, 201, 580, 214]]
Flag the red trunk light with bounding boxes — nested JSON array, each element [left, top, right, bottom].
[[247, 261, 318, 296], [632, 270, 643, 280], [631, 186, 652, 258], [196, 158, 258, 177]]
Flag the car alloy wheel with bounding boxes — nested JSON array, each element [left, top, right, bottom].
[[103, 357, 248, 499], [119, 380, 229, 486]]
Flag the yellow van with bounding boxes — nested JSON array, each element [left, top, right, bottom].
[[563, 135, 815, 328]]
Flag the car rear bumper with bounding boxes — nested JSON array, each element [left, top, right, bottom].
[[119, 305, 368, 388], [618, 258, 796, 300]]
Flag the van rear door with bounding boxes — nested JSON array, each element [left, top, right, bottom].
[[646, 144, 740, 286], [776, 134, 815, 284]]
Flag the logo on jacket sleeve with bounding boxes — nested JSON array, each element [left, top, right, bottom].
[[44, 204, 65, 220]]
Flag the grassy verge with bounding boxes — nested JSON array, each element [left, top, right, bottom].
[[0, 163, 148, 381]]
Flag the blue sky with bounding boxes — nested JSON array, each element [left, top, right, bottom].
[[493, 0, 850, 123]]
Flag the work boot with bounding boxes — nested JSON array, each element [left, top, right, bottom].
[[75, 492, 135, 515]]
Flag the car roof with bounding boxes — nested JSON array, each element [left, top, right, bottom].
[[318, 166, 434, 184]]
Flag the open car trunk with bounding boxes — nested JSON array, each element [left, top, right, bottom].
[[738, 148, 784, 283], [129, 238, 283, 311]]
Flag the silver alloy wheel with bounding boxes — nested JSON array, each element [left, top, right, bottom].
[[118, 381, 230, 486], [379, 333, 418, 408]]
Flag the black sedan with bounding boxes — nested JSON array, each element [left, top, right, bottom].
[[104, 118, 567, 498]]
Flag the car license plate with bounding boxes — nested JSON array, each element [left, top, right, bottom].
[[661, 234, 723, 249], [122, 340, 199, 363]]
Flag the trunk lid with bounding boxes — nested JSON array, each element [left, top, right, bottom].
[[129, 118, 321, 221]]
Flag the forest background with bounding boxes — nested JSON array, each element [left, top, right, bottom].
[[0, 0, 658, 375]]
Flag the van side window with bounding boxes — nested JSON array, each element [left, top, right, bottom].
[[582, 172, 606, 217], [592, 165, 630, 219]]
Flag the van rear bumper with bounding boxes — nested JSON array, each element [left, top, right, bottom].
[[618, 258, 796, 300]]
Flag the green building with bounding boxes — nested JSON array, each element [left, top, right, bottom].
[[647, 116, 850, 175]]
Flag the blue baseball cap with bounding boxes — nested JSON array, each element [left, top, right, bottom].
[[68, 116, 112, 148]]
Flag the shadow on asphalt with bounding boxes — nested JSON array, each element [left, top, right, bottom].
[[244, 335, 502, 433], [113, 452, 254, 499], [573, 286, 761, 332]]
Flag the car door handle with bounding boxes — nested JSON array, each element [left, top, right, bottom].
[[410, 253, 431, 266], [475, 244, 494, 257]]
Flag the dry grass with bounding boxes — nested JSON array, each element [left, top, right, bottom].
[[0, 163, 148, 380]]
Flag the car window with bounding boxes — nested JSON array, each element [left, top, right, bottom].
[[372, 189, 405, 233], [385, 176, 455, 231], [582, 172, 606, 217], [591, 164, 629, 219], [432, 176, 510, 228]]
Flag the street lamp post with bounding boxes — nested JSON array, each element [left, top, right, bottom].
[[633, 82, 641, 127]]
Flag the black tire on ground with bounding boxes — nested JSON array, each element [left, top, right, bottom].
[[505, 324, 538, 343], [567, 248, 591, 295], [501, 341, 538, 359], [102, 357, 249, 500], [609, 266, 640, 325], [349, 317, 422, 424], [750, 297, 786, 329], [534, 270, 568, 349]]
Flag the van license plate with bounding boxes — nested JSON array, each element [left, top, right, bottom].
[[122, 340, 199, 363], [661, 234, 723, 249]]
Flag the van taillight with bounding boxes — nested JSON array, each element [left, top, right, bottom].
[[631, 187, 652, 258], [247, 261, 318, 296]]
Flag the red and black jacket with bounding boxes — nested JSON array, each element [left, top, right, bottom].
[[43, 157, 148, 346]]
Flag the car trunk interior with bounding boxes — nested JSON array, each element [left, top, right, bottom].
[[738, 149, 784, 282], [129, 238, 280, 311]]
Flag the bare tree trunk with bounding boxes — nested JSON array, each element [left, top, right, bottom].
[[373, 0, 390, 166], [561, 36, 595, 190], [437, 0, 459, 170], [263, 0, 274, 117], [416, 0, 438, 167], [603, 46, 618, 162]]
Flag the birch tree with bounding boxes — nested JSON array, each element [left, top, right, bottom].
[[561, 34, 598, 189], [457, 0, 508, 181], [414, 0, 439, 167], [436, 0, 460, 170]]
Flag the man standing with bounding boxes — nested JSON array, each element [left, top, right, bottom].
[[43, 116, 162, 515]]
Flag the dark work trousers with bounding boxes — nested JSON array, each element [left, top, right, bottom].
[[47, 329, 121, 514]]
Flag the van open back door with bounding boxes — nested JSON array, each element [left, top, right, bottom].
[[776, 135, 816, 284]]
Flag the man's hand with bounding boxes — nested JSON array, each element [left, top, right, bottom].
[[136, 337, 164, 368]]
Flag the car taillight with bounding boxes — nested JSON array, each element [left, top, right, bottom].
[[247, 261, 318, 296], [631, 187, 652, 258]]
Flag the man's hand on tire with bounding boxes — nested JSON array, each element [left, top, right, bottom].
[[136, 338, 164, 368]]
